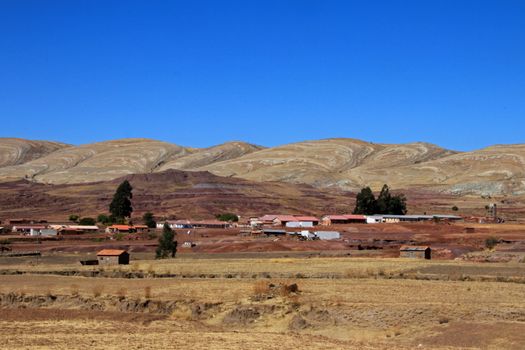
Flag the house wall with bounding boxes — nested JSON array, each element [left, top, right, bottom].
[[98, 256, 119, 265], [400, 250, 431, 259]]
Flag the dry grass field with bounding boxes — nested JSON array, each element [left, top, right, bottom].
[[1, 256, 525, 349]]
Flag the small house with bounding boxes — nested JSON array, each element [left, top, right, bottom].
[[105, 225, 134, 234], [321, 215, 366, 225], [12, 225, 47, 234], [399, 246, 431, 259], [272, 215, 299, 227], [30, 228, 57, 236], [97, 249, 130, 265]]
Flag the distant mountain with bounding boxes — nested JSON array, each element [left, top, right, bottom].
[[0, 137, 524, 196]]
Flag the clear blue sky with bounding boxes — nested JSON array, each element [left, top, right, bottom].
[[1, 1, 524, 151]]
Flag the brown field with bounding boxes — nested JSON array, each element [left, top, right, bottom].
[[1, 254, 525, 349]]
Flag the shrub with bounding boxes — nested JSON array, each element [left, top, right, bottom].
[[485, 237, 499, 250], [97, 214, 112, 224], [452, 206, 459, 211], [78, 217, 96, 226], [92, 285, 104, 297], [253, 280, 270, 296], [68, 214, 79, 223], [70, 284, 80, 296], [216, 213, 239, 222], [143, 212, 157, 228]]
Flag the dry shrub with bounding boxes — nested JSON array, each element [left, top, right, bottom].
[[144, 286, 152, 299], [253, 280, 270, 296], [279, 282, 299, 298], [70, 284, 79, 296], [116, 287, 127, 298], [92, 285, 104, 298]]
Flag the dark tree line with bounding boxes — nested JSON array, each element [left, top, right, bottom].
[[353, 184, 407, 215]]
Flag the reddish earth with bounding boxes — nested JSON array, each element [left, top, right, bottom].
[[1, 168, 521, 223]]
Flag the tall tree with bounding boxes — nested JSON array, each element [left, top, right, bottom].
[[109, 180, 133, 219], [353, 187, 377, 215], [388, 194, 407, 215], [376, 184, 392, 214], [156, 223, 178, 259]]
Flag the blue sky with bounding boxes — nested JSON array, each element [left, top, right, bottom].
[[1, 1, 524, 151]]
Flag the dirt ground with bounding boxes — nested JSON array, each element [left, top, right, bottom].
[[1, 255, 525, 349]]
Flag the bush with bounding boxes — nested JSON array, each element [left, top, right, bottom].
[[144, 286, 152, 299], [216, 213, 239, 222], [68, 214, 79, 223], [78, 217, 96, 226], [92, 285, 104, 297], [452, 206, 459, 211], [97, 214, 111, 224], [485, 237, 499, 250], [143, 212, 156, 228]]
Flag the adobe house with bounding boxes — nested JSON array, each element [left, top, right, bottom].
[[97, 249, 130, 265], [399, 245, 431, 259]]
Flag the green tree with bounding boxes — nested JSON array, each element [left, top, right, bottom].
[[97, 214, 112, 224], [353, 187, 377, 215], [68, 214, 79, 223], [388, 194, 407, 215], [143, 212, 157, 228], [109, 180, 133, 220], [376, 184, 392, 214], [216, 213, 239, 222], [353, 184, 407, 215], [156, 223, 178, 259], [78, 217, 96, 226]]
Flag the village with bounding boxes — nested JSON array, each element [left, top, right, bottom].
[[1, 210, 510, 265]]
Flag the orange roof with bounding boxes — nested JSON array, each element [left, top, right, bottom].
[[109, 225, 132, 230], [294, 216, 319, 221], [133, 225, 149, 229], [97, 249, 127, 256]]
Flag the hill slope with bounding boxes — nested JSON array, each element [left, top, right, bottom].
[[0, 138, 69, 168], [0, 137, 524, 196]]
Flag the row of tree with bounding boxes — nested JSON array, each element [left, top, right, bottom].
[[353, 184, 407, 215]]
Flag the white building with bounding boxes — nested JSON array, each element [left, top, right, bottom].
[[314, 231, 341, 240]]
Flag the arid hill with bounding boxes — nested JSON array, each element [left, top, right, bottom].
[[1, 137, 524, 196], [0, 138, 69, 168], [0, 169, 353, 220]]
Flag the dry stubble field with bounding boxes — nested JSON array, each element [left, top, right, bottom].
[[1, 256, 525, 349]]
